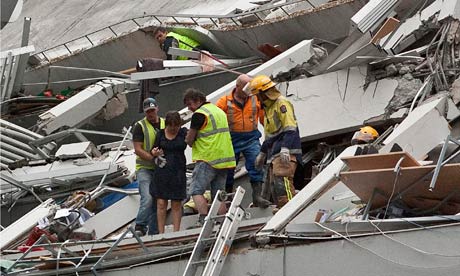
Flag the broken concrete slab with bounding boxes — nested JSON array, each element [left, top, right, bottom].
[[385, 73, 423, 114], [381, 97, 451, 160], [277, 66, 398, 141], [438, 0, 460, 21], [200, 40, 316, 105], [379, 0, 443, 53], [37, 78, 134, 135], [326, 32, 385, 72], [450, 77, 460, 105]]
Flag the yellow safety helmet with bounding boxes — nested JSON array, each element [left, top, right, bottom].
[[360, 126, 379, 139], [244, 75, 276, 96], [351, 126, 379, 145]]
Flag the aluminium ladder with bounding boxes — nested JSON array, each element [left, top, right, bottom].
[[183, 186, 246, 276]]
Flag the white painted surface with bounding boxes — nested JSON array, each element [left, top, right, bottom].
[[81, 194, 140, 239], [381, 97, 451, 159]]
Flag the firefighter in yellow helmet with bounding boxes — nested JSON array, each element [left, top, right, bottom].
[[244, 75, 302, 208]]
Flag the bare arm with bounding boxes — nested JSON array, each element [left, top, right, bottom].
[[134, 141, 155, 161], [185, 128, 198, 147]]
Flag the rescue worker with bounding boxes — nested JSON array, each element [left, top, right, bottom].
[[183, 88, 236, 227], [351, 126, 379, 145], [246, 75, 302, 208], [132, 98, 165, 235], [351, 126, 380, 155], [153, 27, 200, 60], [216, 74, 271, 207]]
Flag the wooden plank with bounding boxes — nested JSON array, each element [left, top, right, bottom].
[[341, 151, 420, 171], [371, 17, 400, 44], [340, 163, 460, 212]]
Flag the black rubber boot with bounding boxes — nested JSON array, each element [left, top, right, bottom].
[[251, 182, 271, 208]]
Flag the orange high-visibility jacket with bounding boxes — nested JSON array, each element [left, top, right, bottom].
[[216, 89, 264, 133]]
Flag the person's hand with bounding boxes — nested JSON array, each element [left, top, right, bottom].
[[255, 152, 266, 170], [153, 156, 167, 168], [279, 147, 290, 164], [151, 147, 163, 157]]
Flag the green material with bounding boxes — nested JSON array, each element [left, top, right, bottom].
[[192, 103, 236, 169], [166, 32, 200, 60]]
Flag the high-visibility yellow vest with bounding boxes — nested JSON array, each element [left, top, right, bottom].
[[192, 103, 236, 169], [135, 117, 165, 170], [166, 32, 200, 60]]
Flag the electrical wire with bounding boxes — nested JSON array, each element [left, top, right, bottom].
[[369, 220, 460, 257], [314, 222, 460, 269]]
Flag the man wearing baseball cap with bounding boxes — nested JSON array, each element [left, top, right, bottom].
[[132, 98, 165, 235]]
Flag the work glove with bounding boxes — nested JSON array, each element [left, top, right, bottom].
[[255, 152, 266, 170], [153, 155, 167, 168], [279, 147, 290, 165]]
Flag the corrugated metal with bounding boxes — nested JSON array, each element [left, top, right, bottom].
[[0, 119, 55, 169], [351, 0, 399, 33]]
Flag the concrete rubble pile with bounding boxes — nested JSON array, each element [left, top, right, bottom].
[[0, 78, 138, 230], [1, 0, 460, 275]]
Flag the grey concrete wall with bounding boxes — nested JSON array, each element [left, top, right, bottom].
[[210, 1, 366, 57], [100, 224, 460, 276], [0, 0, 237, 52], [22, 31, 163, 95]]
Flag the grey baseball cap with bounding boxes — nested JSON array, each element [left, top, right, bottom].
[[143, 98, 158, 112]]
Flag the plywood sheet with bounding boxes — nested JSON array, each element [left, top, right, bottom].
[[340, 164, 460, 212], [341, 152, 420, 171]]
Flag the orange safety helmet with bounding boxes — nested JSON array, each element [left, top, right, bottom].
[[244, 75, 276, 96]]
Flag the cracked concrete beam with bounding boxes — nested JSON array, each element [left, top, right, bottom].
[[381, 97, 451, 159]]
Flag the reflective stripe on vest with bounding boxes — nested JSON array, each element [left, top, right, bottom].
[[226, 96, 257, 131], [135, 117, 165, 170], [192, 104, 236, 169]]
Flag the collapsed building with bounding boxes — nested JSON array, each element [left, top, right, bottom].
[[1, 0, 460, 275]]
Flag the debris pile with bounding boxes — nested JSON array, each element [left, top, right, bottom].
[[1, 0, 460, 275]]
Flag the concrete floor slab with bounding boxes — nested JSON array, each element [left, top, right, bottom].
[[277, 66, 398, 141]]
